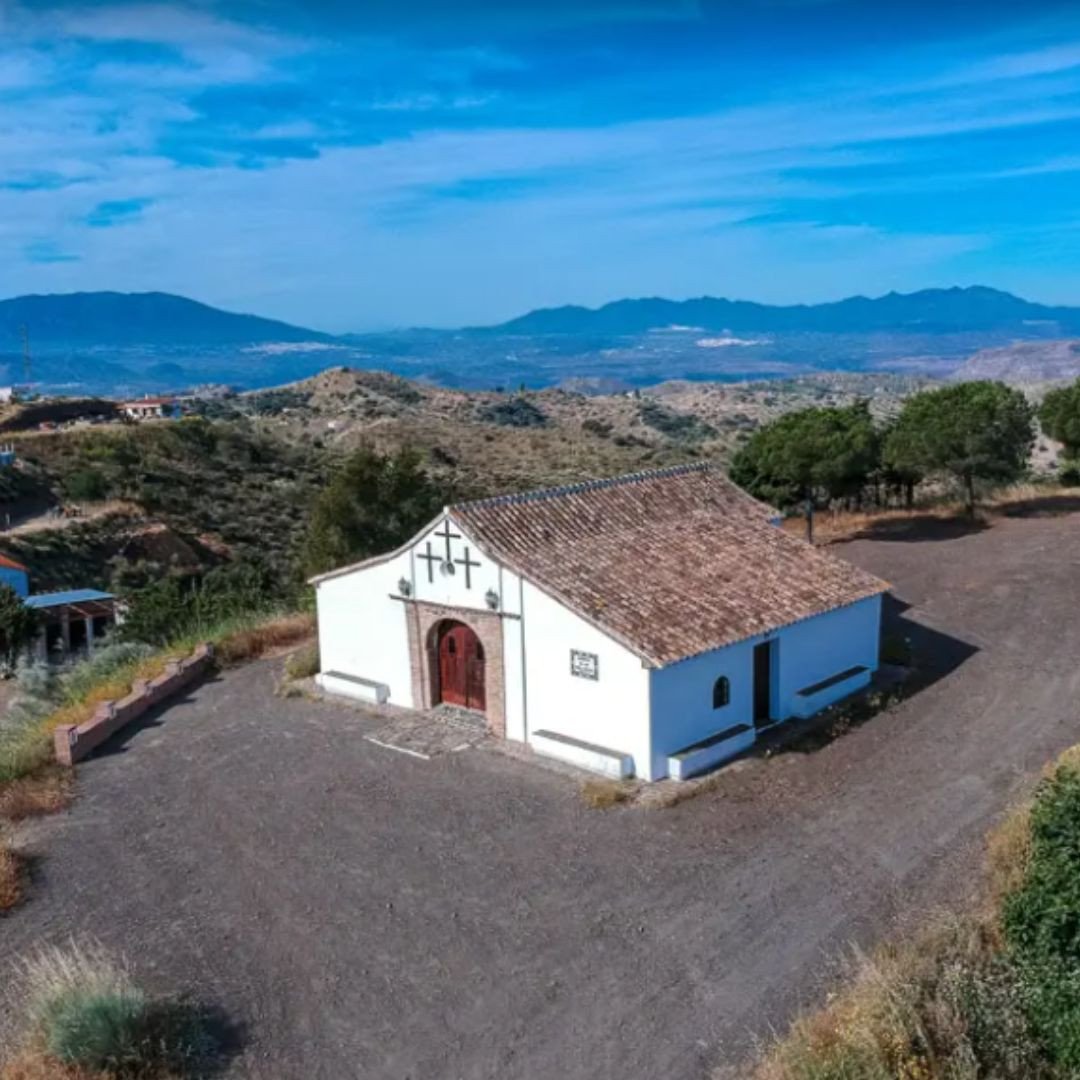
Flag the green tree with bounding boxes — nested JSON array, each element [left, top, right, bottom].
[[0, 584, 37, 673], [63, 468, 109, 503], [119, 560, 283, 646], [729, 402, 880, 539], [883, 381, 1034, 515], [302, 447, 447, 577], [875, 418, 923, 509], [1039, 379, 1080, 460]]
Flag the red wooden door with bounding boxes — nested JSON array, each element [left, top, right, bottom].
[[438, 623, 485, 711]]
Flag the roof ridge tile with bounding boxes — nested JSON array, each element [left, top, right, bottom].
[[452, 461, 711, 513]]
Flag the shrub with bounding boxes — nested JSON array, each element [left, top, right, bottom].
[[284, 642, 320, 681], [120, 562, 284, 647], [0, 585, 37, 675], [58, 643, 154, 707], [1002, 766, 1080, 1069], [755, 917, 1047, 1080], [1059, 462, 1080, 487], [479, 397, 548, 428], [638, 400, 715, 442], [62, 470, 109, 503], [19, 942, 214, 1074]]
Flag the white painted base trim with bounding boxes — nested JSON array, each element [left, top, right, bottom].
[[531, 729, 634, 779], [317, 670, 390, 705], [791, 667, 871, 719], [667, 724, 757, 781]]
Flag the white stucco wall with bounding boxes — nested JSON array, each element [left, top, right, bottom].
[[647, 595, 883, 780], [315, 549, 414, 707], [407, 515, 519, 616], [648, 638, 757, 781], [771, 595, 882, 714], [520, 581, 652, 778], [314, 514, 529, 723]]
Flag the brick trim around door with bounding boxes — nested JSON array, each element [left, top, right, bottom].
[[405, 600, 507, 738]]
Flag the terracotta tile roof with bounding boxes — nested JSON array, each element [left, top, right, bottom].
[[0, 552, 27, 573], [452, 464, 888, 667]]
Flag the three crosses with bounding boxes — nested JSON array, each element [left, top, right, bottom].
[[416, 520, 480, 588]]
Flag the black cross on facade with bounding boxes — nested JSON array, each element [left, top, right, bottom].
[[433, 519, 461, 561], [454, 546, 481, 589], [416, 541, 440, 583]]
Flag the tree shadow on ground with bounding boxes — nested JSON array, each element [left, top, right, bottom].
[[88, 672, 225, 760], [147, 1000, 247, 1078], [996, 493, 1080, 518], [843, 513, 989, 544], [754, 594, 979, 757]]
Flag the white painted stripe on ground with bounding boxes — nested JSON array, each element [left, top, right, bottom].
[[364, 736, 431, 760]]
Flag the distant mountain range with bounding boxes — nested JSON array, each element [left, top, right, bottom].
[[487, 286, 1080, 336], [2, 286, 1080, 394], [0, 291, 330, 347], [3, 286, 1080, 348]]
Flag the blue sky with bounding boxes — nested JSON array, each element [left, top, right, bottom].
[[4, 1, 1080, 330]]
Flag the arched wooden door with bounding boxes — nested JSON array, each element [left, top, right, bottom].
[[437, 622, 486, 711]]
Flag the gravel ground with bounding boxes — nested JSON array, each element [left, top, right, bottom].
[[4, 510, 1080, 1080]]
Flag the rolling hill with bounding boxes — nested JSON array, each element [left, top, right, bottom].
[[950, 339, 1080, 385]]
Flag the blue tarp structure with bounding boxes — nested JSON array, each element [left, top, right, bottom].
[[25, 589, 115, 610]]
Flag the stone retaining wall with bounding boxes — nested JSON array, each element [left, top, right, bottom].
[[53, 643, 215, 767]]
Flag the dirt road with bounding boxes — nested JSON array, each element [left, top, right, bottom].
[[5, 512, 1080, 1079]]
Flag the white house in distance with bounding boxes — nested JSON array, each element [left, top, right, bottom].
[[312, 464, 889, 781], [120, 396, 178, 421]]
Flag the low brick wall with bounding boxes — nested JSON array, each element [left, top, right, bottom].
[[53, 643, 215, 767]]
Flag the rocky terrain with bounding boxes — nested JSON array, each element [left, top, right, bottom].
[[951, 338, 1080, 386], [192, 367, 925, 495]]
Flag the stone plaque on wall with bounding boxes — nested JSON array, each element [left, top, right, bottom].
[[570, 649, 599, 681]]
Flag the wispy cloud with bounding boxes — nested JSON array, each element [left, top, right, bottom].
[[23, 240, 80, 264], [85, 197, 154, 227], [3, 1, 1080, 325]]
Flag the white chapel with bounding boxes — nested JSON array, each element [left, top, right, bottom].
[[311, 463, 889, 781]]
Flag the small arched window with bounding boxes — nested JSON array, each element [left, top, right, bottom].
[[712, 676, 730, 709]]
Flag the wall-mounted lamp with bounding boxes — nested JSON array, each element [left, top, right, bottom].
[[398, 577, 412, 597], [484, 588, 500, 611]]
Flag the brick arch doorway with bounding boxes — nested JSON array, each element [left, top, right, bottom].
[[435, 620, 486, 712]]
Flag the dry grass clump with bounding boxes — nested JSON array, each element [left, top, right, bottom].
[[283, 641, 320, 682], [3, 941, 214, 1078], [580, 778, 634, 809], [986, 801, 1034, 914], [0, 770, 73, 824], [215, 613, 314, 666], [0, 838, 26, 912], [752, 915, 1046, 1080]]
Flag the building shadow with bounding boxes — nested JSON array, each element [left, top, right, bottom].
[[751, 594, 979, 757], [146, 1000, 247, 1078], [844, 513, 989, 543]]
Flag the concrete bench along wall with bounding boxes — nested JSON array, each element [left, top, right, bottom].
[[53, 643, 215, 767]]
